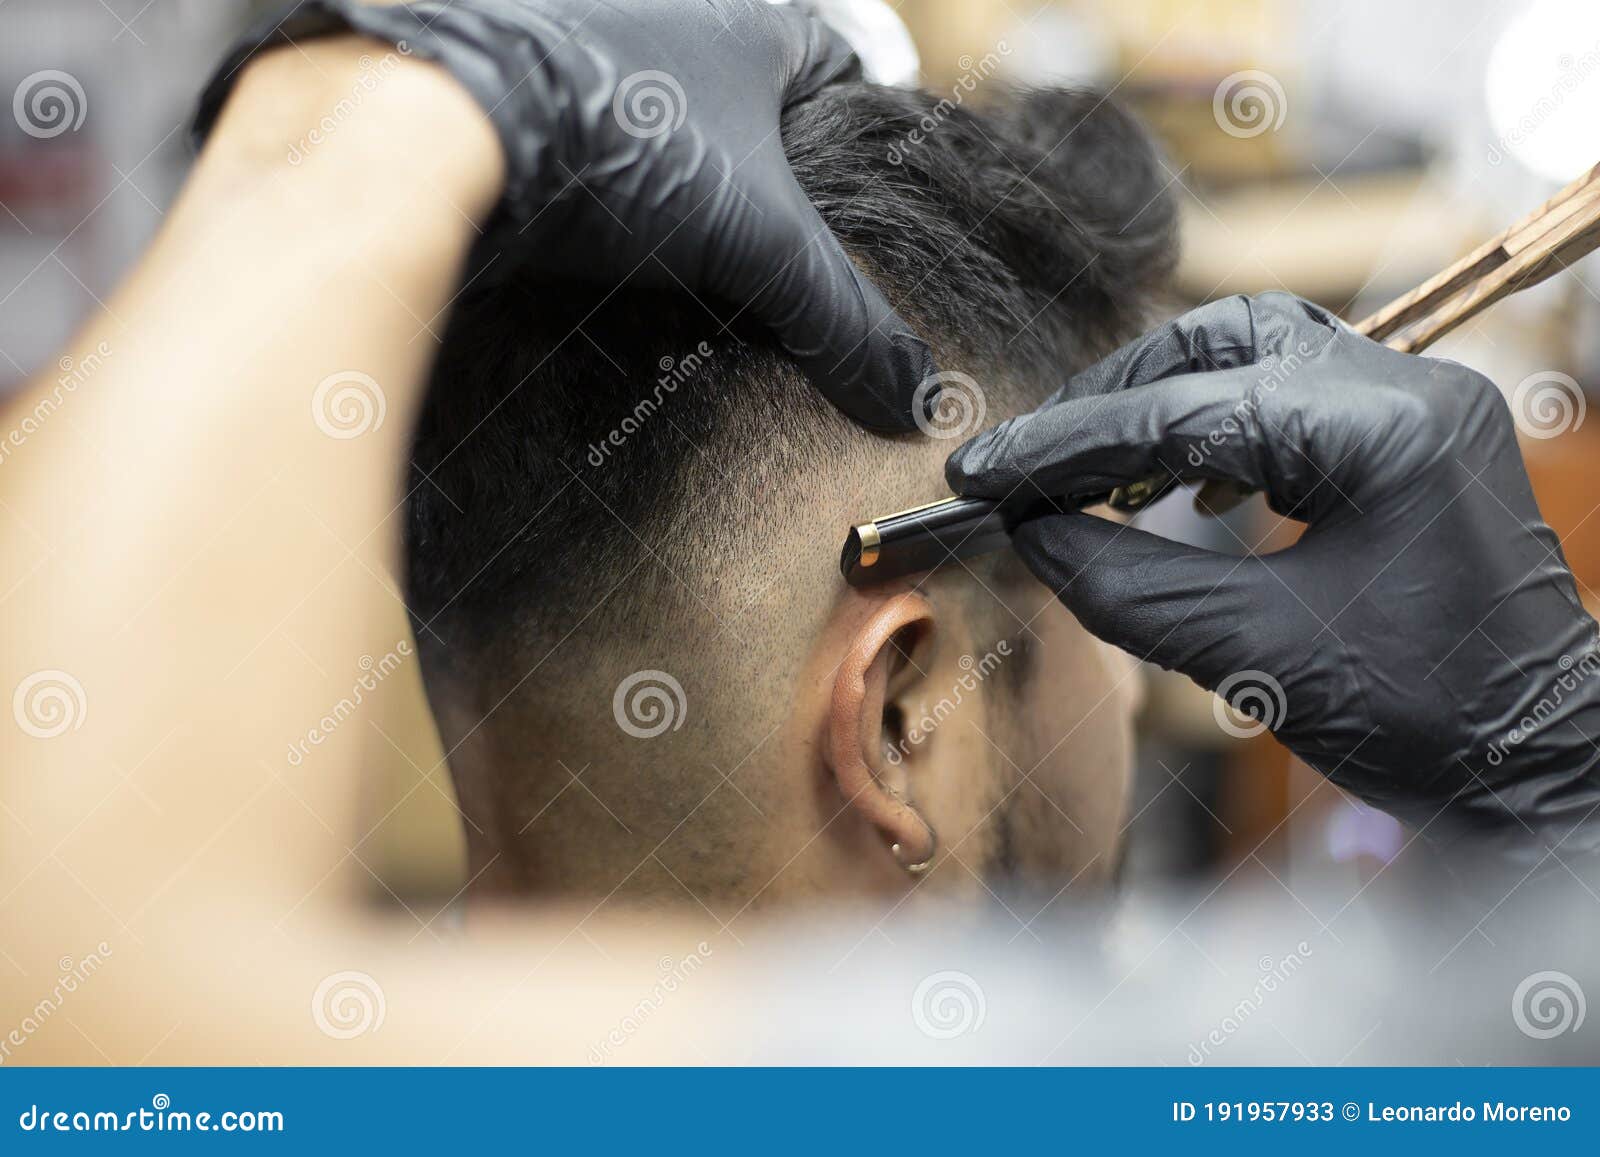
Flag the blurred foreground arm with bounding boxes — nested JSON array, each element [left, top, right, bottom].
[[949, 292, 1600, 863], [0, 41, 706, 1062]]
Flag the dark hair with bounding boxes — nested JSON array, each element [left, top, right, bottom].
[[404, 83, 1176, 656]]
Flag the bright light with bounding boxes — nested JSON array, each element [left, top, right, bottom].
[[1485, 0, 1600, 182]]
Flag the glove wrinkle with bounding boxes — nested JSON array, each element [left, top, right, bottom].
[[192, 0, 929, 431], [949, 292, 1600, 864]]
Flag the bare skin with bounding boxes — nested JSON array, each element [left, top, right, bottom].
[[0, 38, 725, 1064]]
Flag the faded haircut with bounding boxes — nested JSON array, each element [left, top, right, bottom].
[[404, 83, 1178, 669]]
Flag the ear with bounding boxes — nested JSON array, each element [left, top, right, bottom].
[[827, 592, 938, 874]]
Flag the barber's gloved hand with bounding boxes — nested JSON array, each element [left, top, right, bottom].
[[948, 291, 1600, 858], [194, 0, 933, 432]]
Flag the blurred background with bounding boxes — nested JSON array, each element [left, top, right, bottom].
[[3, 0, 1598, 916]]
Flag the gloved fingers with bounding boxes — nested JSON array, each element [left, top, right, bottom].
[[763, 1, 864, 105], [713, 173, 935, 432], [1052, 291, 1340, 403], [1011, 511, 1270, 685], [946, 362, 1285, 500]]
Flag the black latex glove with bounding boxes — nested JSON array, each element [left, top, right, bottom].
[[193, 0, 934, 432], [948, 291, 1600, 858]]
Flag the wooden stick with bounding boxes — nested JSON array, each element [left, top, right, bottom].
[[1356, 163, 1600, 352]]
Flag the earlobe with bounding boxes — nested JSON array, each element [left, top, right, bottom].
[[827, 592, 938, 876]]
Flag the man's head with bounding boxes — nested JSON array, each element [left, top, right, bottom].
[[405, 83, 1176, 914]]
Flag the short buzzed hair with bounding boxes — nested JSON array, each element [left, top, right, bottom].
[[404, 83, 1177, 657]]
